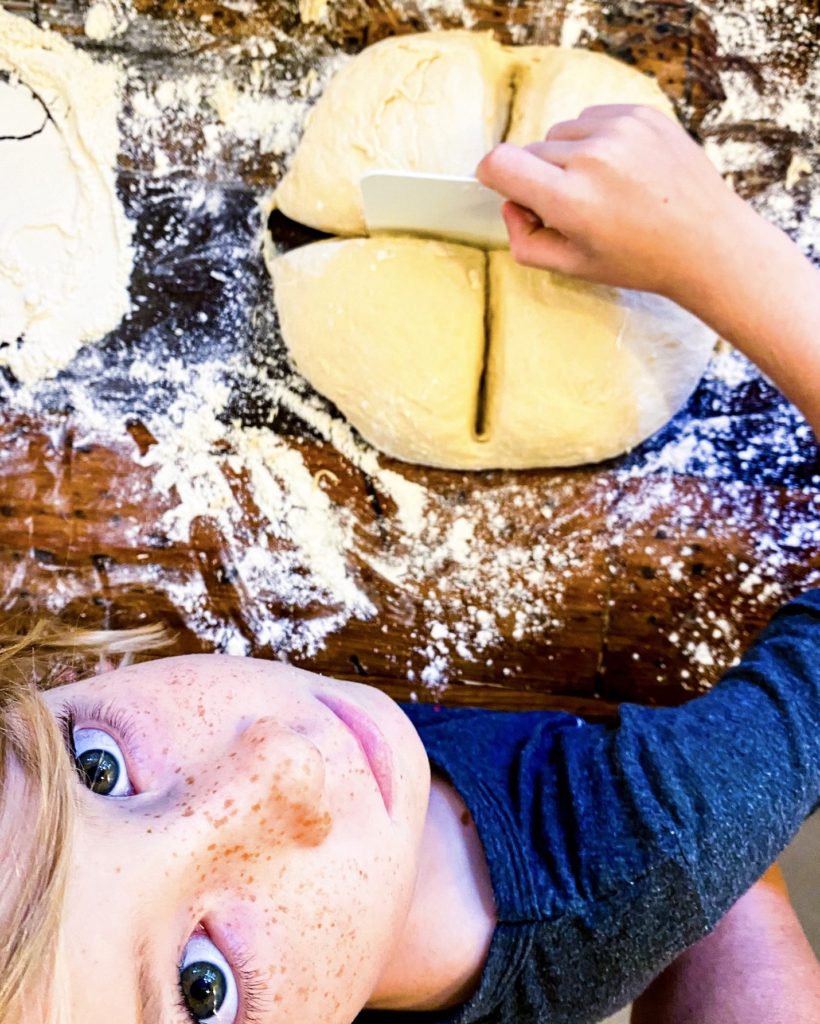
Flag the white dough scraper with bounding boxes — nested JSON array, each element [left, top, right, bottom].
[[361, 171, 509, 249]]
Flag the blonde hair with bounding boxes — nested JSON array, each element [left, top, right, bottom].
[[0, 618, 171, 1024]]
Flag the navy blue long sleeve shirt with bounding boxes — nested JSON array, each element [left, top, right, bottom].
[[357, 590, 820, 1024]]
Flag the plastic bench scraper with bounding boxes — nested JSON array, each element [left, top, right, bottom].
[[361, 171, 509, 250]]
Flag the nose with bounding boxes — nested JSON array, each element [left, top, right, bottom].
[[170, 717, 333, 857]]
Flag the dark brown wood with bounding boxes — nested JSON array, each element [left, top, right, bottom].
[[2, 403, 818, 715]]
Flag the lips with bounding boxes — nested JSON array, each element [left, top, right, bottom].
[[316, 694, 394, 815]]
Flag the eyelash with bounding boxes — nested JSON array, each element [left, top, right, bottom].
[[57, 700, 267, 1024], [58, 698, 142, 787], [174, 933, 266, 1024]]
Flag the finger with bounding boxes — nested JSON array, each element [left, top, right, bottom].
[[576, 103, 648, 121], [502, 202, 582, 277], [545, 103, 650, 142], [522, 139, 578, 168], [503, 200, 541, 230], [545, 118, 599, 142], [477, 142, 564, 212]]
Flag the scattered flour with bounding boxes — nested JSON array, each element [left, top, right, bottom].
[[140, 365, 376, 652], [122, 38, 345, 182], [300, 0, 475, 29], [84, 0, 136, 41], [0, 1, 818, 693], [299, 0, 331, 24]]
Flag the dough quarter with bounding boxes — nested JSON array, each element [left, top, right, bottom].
[[274, 32, 512, 236], [271, 237, 488, 467], [483, 252, 715, 467], [505, 46, 676, 147]]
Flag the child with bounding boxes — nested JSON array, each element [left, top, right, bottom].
[[1, 107, 819, 1024]]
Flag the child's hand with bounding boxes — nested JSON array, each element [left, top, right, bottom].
[[479, 103, 820, 441], [476, 104, 753, 302]]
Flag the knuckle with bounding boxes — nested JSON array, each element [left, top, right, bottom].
[[633, 103, 660, 122], [610, 113, 640, 135], [509, 236, 531, 264], [546, 119, 574, 141], [620, 106, 661, 133], [578, 104, 605, 120], [524, 140, 547, 161], [601, 109, 651, 140], [576, 138, 615, 166], [562, 190, 596, 233]]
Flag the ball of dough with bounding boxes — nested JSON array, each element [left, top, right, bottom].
[[274, 31, 512, 236], [268, 32, 714, 470], [270, 237, 488, 467], [505, 46, 676, 147]]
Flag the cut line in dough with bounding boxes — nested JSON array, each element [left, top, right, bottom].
[[474, 254, 492, 440], [270, 236, 489, 468]]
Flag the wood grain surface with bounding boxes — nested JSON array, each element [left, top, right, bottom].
[[1, 0, 819, 716]]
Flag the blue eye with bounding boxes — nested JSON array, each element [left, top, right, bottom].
[[179, 934, 239, 1024], [72, 727, 134, 798]]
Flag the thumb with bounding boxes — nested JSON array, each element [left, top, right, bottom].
[[502, 202, 583, 276]]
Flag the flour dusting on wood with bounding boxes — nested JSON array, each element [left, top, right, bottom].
[[1, 0, 818, 701]]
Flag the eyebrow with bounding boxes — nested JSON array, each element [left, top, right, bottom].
[[137, 939, 172, 1024]]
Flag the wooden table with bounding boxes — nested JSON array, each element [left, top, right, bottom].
[[1, 0, 818, 717]]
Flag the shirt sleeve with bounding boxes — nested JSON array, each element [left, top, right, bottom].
[[520, 589, 820, 1020], [593, 590, 820, 919]]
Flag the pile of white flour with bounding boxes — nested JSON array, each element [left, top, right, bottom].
[[0, 9, 133, 384]]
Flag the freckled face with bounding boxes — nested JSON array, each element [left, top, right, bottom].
[[42, 655, 430, 1023]]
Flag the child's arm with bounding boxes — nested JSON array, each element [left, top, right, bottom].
[[631, 866, 820, 1024], [477, 105, 820, 438], [505, 592, 820, 1024]]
